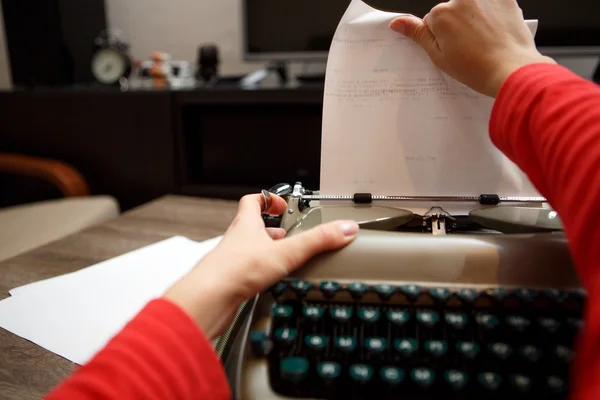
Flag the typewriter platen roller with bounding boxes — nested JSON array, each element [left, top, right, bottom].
[[226, 183, 583, 400]]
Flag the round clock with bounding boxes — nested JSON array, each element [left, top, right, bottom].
[[91, 29, 132, 85]]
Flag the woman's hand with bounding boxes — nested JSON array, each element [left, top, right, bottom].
[[163, 193, 359, 338], [389, 0, 556, 97]]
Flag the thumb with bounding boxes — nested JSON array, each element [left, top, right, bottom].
[[274, 220, 359, 273], [390, 15, 439, 57]]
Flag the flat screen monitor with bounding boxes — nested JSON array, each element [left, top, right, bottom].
[[242, 0, 600, 60]]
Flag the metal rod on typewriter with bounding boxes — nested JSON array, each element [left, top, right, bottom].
[[300, 193, 547, 205]]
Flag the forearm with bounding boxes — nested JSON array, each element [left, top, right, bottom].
[[45, 299, 230, 400], [490, 63, 600, 279], [489, 63, 600, 399]]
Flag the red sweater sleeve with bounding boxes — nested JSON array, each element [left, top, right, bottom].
[[490, 63, 600, 400], [44, 299, 231, 400]]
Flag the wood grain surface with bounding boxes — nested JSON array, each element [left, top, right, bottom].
[[0, 195, 239, 399]]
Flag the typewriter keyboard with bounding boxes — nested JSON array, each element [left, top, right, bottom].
[[250, 280, 585, 399]]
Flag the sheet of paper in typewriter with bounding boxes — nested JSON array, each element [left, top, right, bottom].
[[320, 0, 541, 214]]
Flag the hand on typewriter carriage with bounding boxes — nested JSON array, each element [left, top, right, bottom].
[[164, 193, 360, 339]]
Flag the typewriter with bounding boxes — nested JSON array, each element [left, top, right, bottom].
[[224, 182, 584, 400]]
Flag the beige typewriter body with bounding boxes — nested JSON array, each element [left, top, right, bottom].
[[226, 183, 581, 400]]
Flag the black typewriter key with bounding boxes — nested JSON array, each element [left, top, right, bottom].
[[545, 375, 567, 396], [380, 366, 405, 387], [417, 310, 440, 328], [272, 304, 294, 322], [250, 331, 272, 356], [519, 345, 543, 363], [330, 305, 353, 323], [269, 281, 287, 297], [305, 334, 328, 353], [401, 284, 423, 302], [456, 341, 480, 360], [509, 374, 532, 393], [484, 287, 508, 303], [320, 281, 341, 299], [394, 338, 418, 358], [424, 340, 448, 358], [358, 307, 381, 325], [274, 328, 298, 347], [505, 315, 531, 333], [349, 364, 374, 384], [543, 288, 567, 304], [290, 280, 313, 297], [566, 317, 584, 334], [302, 304, 324, 322], [511, 287, 538, 303], [348, 282, 369, 299], [429, 287, 452, 304], [538, 317, 561, 334], [410, 368, 435, 388], [553, 345, 574, 364], [444, 370, 469, 391], [488, 342, 513, 361], [478, 372, 502, 392], [445, 312, 468, 331], [280, 357, 309, 383], [457, 288, 478, 305], [476, 313, 500, 331], [317, 361, 342, 382], [335, 336, 357, 354], [365, 337, 387, 356], [374, 284, 397, 300], [387, 310, 410, 328]]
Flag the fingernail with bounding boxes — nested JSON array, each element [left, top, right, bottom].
[[339, 221, 359, 237]]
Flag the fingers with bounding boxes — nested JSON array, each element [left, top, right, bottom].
[[389, 15, 441, 59], [234, 193, 288, 227], [266, 227, 286, 240], [274, 220, 360, 273]]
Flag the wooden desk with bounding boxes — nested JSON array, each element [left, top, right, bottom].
[[0, 195, 238, 399]]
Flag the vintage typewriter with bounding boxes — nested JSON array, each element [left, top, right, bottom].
[[223, 182, 584, 400]]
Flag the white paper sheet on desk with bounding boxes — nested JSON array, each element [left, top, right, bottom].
[[320, 0, 541, 214], [0, 235, 221, 365]]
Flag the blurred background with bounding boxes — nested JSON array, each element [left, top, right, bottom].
[[0, 0, 598, 213]]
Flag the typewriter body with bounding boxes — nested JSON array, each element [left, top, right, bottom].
[[225, 182, 584, 400]]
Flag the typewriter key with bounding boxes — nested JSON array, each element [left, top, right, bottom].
[[478, 372, 502, 391], [302, 305, 325, 322], [411, 368, 435, 388], [358, 308, 381, 325], [365, 337, 388, 355], [317, 362, 342, 380], [320, 281, 341, 298], [400, 284, 423, 302], [424, 340, 448, 358], [394, 338, 418, 357], [335, 336, 357, 354], [349, 364, 374, 383], [280, 357, 309, 383], [457, 288, 478, 305], [305, 334, 328, 352], [381, 366, 405, 386], [456, 341, 480, 360], [509, 374, 532, 393], [374, 284, 397, 300], [444, 370, 469, 390], [347, 282, 369, 299], [488, 342, 513, 360], [290, 280, 313, 297], [519, 344, 543, 363], [428, 287, 451, 304]]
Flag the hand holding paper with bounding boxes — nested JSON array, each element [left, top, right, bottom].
[[320, 0, 546, 214], [389, 0, 556, 97]]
